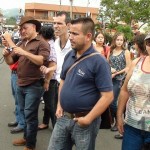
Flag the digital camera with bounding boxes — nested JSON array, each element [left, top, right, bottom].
[[6, 47, 13, 52]]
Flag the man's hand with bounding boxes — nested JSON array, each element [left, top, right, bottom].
[[3, 31, 12, 42], [13, 47, 28, 56], [112, 72, 118, 78], [117, 116, 124, 135], [43, 82, 49, 91], [56, 105, 63, 118], [2, 48, 11, 57], [2, 38, 9, 47], [40, 65, 51, 74], [73, 116, 91, 127]]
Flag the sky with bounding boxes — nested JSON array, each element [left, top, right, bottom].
[[0, 0, 100, 9]]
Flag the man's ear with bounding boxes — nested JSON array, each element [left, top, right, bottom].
[[32, 24, 37, 32], [86, 33, 93, 41], [67, 23, 71, 30]]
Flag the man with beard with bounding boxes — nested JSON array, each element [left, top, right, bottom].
[[48, 17, 114, 150]]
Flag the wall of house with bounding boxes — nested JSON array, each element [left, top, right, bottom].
[[25, 3, 99, 23]]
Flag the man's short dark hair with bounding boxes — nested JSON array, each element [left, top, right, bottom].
[[71, 17, 95, 39], [39, 26, 55, 41], [56, 11, 71, 24]]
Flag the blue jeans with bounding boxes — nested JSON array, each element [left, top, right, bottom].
[[11, 73, 25, 129], [16, 80, 44, 149], [110, 78, 122, 118], [48, 115, 101, 150], [122, 124, 150, 150]]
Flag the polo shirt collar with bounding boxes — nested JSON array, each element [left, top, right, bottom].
[[72, 44, 95, 59], [31, 34, 41, 41]]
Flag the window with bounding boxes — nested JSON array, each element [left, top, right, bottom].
[[74, 14, 81, 19], [49, 11, 55, 17]]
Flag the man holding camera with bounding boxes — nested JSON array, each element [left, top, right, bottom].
[[2, 16, 49, 150]]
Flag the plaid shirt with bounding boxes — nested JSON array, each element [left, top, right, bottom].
[[48, 40, 57, 80]]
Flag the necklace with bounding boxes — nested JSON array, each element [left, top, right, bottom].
[[60, 35, 69, 50]]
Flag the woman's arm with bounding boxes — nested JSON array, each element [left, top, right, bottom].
[[117, 58, 140, 134], [115, 50, 131, 76]]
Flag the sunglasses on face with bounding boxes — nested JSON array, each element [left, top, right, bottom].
[[145, 39, 150, 47]]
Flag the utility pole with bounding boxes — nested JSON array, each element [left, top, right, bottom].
[[70, 0, 73, 19], [86, 0, 90, 17], [59, 0, 62, 11]]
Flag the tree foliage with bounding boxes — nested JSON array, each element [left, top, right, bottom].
[[116, 25, 133, 41], [6, 17, 16, 25], [100, 0, 150, 26]]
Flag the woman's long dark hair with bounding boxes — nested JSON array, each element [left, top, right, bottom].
[[110, 32, 126, 54], [133, 34, 147, 56]]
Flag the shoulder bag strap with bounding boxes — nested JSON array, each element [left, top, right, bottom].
[[67, 52, 100, 75]]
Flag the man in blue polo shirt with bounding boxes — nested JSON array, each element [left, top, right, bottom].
[[48, 17, 114, 150]]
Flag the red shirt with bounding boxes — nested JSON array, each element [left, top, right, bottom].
[[9, 61, 18, 70]]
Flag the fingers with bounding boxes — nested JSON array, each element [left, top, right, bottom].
[[2, 39, 8, 47], [118, 125, 124, 135], [3, 31, 11, 39], [40, 65, 45, 71], [40, 66, 49, 74], [2, 48, 10, 56], [43, 83, 49, 91], [45, 87, 48, 91], [73, 117, 78, 122], [13, 47, 26, 56], [56, 110, 63, 118], [117, 117, 124, 135]]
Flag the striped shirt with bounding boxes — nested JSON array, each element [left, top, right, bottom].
[[125, 57, 150, 131]]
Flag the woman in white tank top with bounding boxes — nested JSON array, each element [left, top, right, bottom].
[[117, 33, 150, 150]]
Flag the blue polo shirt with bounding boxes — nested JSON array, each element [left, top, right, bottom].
[[60, 45, 113, 113]]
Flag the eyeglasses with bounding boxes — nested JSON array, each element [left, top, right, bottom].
[[145, 40, 150, 47]]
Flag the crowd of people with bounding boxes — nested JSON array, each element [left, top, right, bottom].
[[1, 11, 150, 150]]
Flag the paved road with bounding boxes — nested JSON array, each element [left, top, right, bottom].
[[0, 48, 122, 150]]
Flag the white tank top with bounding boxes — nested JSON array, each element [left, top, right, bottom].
[[125, 56, 150, 131]]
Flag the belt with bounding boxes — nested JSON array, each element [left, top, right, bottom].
[[11, 70, 17, 74], [64, 111, 90, 119]]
